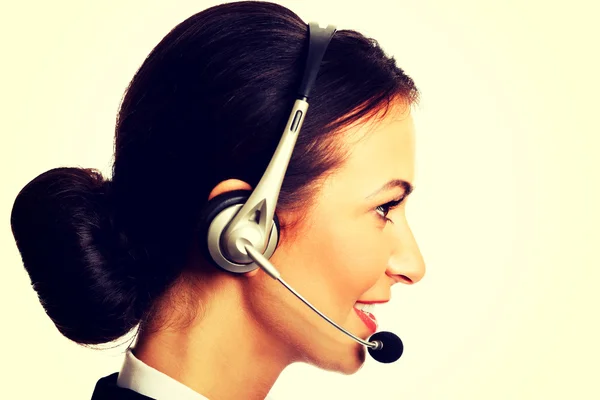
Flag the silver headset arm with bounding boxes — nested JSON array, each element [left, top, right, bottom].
[[220, 99, 309, 263]]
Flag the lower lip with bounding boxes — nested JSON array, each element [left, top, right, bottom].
[[353, 307, 378, 334]]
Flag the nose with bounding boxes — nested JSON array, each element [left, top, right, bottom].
[[385, 219, 426, 285]]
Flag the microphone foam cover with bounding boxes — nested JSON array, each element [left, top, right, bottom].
[[367, 331, 404, 363]]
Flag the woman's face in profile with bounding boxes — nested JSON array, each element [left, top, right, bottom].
[[245, 103, 426, 373]]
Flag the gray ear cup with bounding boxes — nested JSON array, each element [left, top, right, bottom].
[[199, 190, 280, 274]]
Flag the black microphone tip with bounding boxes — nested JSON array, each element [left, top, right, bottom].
[[367, 331, 403, 363]]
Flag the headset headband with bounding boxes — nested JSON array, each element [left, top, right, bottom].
[[206, 22, 337, 271]]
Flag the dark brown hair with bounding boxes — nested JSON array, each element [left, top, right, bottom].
[[10, 1, 418, 345]]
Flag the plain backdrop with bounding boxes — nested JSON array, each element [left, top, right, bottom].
[[1, 0, 598, 399]]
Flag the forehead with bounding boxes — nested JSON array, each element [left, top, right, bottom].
[[331, 105, 416, 193]]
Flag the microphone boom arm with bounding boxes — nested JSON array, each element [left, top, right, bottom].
[[244, 244, 382, 350]]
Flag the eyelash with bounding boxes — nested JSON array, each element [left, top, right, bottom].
[[375, 196, 406, 223]]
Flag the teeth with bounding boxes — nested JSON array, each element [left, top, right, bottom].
[[355, 303, 376, 314]]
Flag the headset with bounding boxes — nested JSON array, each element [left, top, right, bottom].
[[198, 22, 403, 364], [199, 22, 334, 273]]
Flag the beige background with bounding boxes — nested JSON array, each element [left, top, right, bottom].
[[1, 0, 598, 399]]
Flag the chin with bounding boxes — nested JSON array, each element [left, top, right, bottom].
[[341, 344, 368, 375], [309, 342, 367, 375]]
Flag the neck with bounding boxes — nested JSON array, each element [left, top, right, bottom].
[[133, 274, 291, 400]]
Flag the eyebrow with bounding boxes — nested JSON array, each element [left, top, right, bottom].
[[366, 179, 414, 199]]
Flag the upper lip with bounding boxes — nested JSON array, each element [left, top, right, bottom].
[[355, 300, 389, 304]]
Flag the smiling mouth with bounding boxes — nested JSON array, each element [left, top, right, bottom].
[[353, 302, 379, 333]]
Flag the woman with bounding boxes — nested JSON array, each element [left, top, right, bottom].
[[10, 1, 425, 399]]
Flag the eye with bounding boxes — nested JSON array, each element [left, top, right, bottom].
[[375, 196, 406, 223]]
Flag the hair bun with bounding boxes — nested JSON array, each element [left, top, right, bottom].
[[10, 167, 142, 345]]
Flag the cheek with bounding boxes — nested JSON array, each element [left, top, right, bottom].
[[309, 218, 390, 302], [343, 228, 387, 278]]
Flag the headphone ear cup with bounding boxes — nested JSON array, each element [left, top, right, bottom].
[[198, 189, 281, 274]]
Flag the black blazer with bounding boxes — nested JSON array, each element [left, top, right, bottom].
[[91, 372, 154, 400]]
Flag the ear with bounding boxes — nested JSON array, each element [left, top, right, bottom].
[[206, 179, 260, 278], [208, 179, 252, 201]]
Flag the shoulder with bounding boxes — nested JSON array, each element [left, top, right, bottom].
[[91, 372, 154, 400]]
